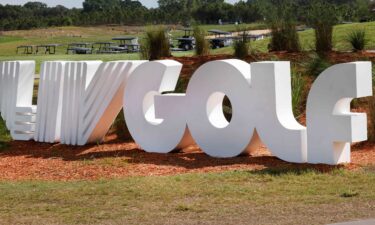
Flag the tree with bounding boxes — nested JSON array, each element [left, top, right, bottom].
[[257, 0, 301, 52], [0, 0, 366, 31], [307, 0, 339, 52], [354, 0, 371, 21], [23, 2, 47, 10]]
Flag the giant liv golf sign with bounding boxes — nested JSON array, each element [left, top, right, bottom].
[[0, 59, 372, 165]]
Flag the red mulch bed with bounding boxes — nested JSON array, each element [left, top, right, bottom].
[[0, 51, 374, 181], [0, 134, 374, 181]]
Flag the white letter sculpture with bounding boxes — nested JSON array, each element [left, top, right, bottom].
[[186, 60, 306, 163], [124, 60, 194, 153], [0, 61, 35, 140], [35, 61, 71, 143], [60, 60, 145, 145], [1, 60, 146, 145], [307, 62, 372, 165], [0, 59, 372, 165]]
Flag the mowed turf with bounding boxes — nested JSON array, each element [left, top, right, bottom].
[[0, 168, 374, 225], [205, 21, 375, 54], [0, 23, 264, 59]]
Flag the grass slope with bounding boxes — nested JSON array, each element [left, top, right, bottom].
[[0, 23, 264, 57], [213, 21, 375, 54], [0, 168, 374, 224], [0, 22, 373, 72]]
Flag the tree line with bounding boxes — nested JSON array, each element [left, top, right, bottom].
[[0, 0, 374, 31]]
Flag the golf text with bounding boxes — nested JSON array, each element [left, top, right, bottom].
[[0, 59, 372, 165]]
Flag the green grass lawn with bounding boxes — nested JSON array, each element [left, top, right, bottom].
[[0, 22, 374, 73], [170, 22, 267, 37], [0, 168, 374, 224], [212, 21, 375, 54], [0, 23, 264, 57]]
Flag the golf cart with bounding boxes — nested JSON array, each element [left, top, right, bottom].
[[173, 28, 195, 51], [208, 29, 233, 49]]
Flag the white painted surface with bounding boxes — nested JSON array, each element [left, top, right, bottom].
[[124, 60, 194, 153], [186, 60, 306, 162], [0, 61, 35, 140], [307, 62, 372, 165], [0, 59, 372, 166]]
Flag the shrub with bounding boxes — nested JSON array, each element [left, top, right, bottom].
[[174, 77, 189, 93], [368, 66, 375, 142], [258, 0, 300, 52], [305, 53, 331, 77], [193, 26, 210, 56], [368, 96, 375, 142], [291, 70, 306, 118], [268, 22, 300, 52], [307, 0, 338, 53], [346, 29, 368, 52], [111, 110, 133, 141], [140, 26, 171, 60], [233, 31, 250, 59]]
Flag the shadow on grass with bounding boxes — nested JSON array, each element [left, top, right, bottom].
[[248, 166, 343, 176]]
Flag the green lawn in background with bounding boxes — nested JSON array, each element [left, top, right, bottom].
[[207, 21, 375, 54], [0, 23, 264, 57], [0, 22, 374, 73]]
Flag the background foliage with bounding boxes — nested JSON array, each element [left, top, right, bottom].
[[0, 0, 374, 31]]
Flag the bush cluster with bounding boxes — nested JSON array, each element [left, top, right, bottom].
[[346, 29, 368, 52], [307, 0, 339, 53], [258, 0, 301, 52], [193, 26, 210, 56], [140, 27, 171, 60], [233, 31, 250, 59], [291, 70, 307, 118], [305, 54, 331, 77]]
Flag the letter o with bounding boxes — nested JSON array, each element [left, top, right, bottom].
[[186, 60, 255, 158]]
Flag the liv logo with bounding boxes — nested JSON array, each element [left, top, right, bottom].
[[0, 59, 372, 165]]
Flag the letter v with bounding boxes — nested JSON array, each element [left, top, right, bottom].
[[60, 60, 146, 146]]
